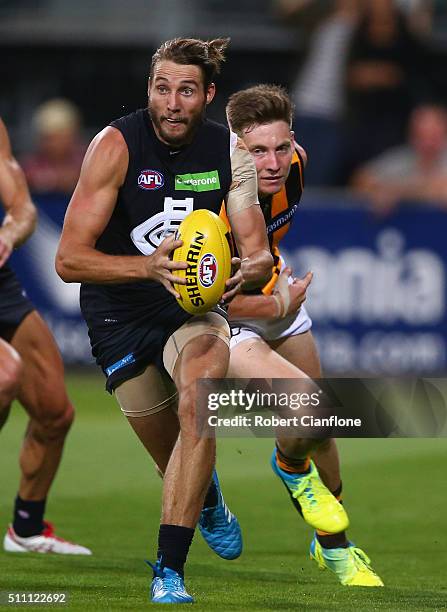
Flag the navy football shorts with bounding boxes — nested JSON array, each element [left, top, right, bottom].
[[86, 308, 191, 394], [0, 264, 35, 337]]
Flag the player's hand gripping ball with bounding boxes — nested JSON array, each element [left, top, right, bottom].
[[172, 209, 232, 314]]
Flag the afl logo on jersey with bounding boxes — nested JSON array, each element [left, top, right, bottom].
[[198, 253, 218, 288], [138, 169, 164, 191]]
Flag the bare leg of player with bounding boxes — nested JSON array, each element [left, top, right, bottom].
[[270, 331, 342, 492], [126, 407, 180, 473], [228, 336, 348, 536], [9, 312, 74, 501], [270, 331, 383, 586], [119, 389, 219, 509], [228, 336, 324, 458], [163, 333, 228, 528], [3, 311, 91, 554], [146, 334, 229, 588], [116, 357, 242, 567], [0, 338, 22, 424], [115, 364, 181, 473]]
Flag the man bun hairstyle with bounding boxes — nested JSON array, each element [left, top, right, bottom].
[[151, 37, 230, 88], [226, 84, 294, 136]]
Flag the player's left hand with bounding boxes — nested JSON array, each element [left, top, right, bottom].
[[0, 230, 13, 268], [221, 257, 243, 303], [288, 271, 313, 313], [273, 267, 313, 317]]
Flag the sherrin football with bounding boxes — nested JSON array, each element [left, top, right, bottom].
[[172, 209, 232, 315]]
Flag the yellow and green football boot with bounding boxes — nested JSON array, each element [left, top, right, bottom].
[[310, 536, 384, 587], [271, 450, 349, 533]]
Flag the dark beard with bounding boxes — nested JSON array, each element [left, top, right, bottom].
[[148, 103, 205, 147]]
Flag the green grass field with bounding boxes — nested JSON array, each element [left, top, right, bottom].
[[1, 372, 446, 611]]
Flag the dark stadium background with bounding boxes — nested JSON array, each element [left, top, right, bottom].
[[1, 0, 446, 149]]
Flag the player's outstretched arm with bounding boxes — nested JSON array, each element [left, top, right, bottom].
[[0, 119, 37, 267], [227, 267, 313, 320], [229, 204, 272, 289], [56, 127, 187, 288], [222, 138, 272, 301], [227, 291, 280, 319]]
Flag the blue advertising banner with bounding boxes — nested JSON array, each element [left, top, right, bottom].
[[6, 194, 447, 373], [281, 197, 447, 374]]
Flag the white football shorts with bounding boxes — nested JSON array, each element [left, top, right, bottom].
[[230, 304, 312, 349]]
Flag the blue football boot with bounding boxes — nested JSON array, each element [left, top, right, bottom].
[[147, 559, 194, 604], [198, 470, 242, 560]]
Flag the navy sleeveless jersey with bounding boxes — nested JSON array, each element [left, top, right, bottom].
[[80, 108, 232, 344]]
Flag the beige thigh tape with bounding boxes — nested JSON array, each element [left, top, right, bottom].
[[114, 363, 177, 418], [163, 312, 230, 378]]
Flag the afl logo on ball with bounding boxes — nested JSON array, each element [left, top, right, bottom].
[[199, 253, 218, 288], [138, 169, 164, 190]]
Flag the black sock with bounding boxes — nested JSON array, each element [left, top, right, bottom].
[[13, 495, 46, 537], [275, 445, 311, 474], [317, 531, 349, 549], [331, 482, 343, 501], [202, 480, 218, 509], [157, 524, 195, 578]]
